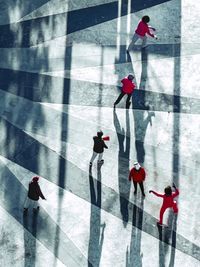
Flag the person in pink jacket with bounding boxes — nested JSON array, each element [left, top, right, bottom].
[[149, 183, 179, 225], [114, 74, 136, 109], [127, 15, 157, 51]]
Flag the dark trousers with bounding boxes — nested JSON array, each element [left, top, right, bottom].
[[114, 92, 132, 108], [133, 181, 145, 196]]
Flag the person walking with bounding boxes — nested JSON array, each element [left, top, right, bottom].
[[114, 74, 136, 109], [149, 183, 179, 226], [127, 15, 157, 52], [90, 131, 108, 166], [129, 162, 146, 197], [24, 176, 46, 213]]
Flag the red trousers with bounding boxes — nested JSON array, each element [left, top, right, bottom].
[[159, 201, 178, 224]]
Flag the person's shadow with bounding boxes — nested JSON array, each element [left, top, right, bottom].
[[88, 166, 106, 267], [23, 210, 38, 267], [132, 48, 155, 164], [126, 198, 144, 266], [158, 211, 177, 267], [113, 108, 131, 227]]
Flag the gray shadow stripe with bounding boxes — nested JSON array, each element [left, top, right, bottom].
[[0, 118, 199, 262], [0, 160, 90, 266], [0, 0, 172, 47], [0, 68, 199, 114]]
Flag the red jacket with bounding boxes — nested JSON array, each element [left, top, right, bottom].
[[135, 20, 154, 37], [151, 189, 179, 207], [129, 167, 146, 183], [121, 78, 135, 94]]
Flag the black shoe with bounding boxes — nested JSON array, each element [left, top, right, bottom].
[[89, 162, 92, 166], [23, 208, 28, 216], [98, 160, 104, 164], [142, 193, 146, 198], [33, 208, 39, 213]]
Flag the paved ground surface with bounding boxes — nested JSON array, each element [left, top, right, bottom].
[[0, 0, 200, 266]]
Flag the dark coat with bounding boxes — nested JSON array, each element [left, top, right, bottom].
[[93, 136, 108, 153], [28, 181, 45, 201]]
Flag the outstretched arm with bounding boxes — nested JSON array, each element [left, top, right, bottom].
[[37, 185, 46, 200], [149, 190, 164, 198], [146, 28, 155, 38], [172, 183, 179, 198], [172, 188, 179, 198], [148, 26, 156, 31], [103, 141, 108, 149]]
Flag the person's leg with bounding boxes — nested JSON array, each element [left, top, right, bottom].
[[126, 94, 132, 109], [159, 206, 167, 224], [128, 33, 140, 51], [98, 152, 104, 163], [141, 36, 147, 48], [133, 181, 137, 194], [139, 182, 145, 196], [90, 151, 97, 164], [33, 200, 39, 211], [24, 197, 30, 210], [114, 92, 125, 107]]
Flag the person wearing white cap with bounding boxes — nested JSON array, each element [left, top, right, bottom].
[[129, 162, 146, 197]]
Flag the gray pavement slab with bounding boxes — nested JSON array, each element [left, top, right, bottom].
[[0, 0, 200, 266]]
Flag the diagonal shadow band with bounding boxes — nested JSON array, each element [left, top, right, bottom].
[[0, 68, 199, 114], [0, 160, 90, 267], [0, 118, 199, 262], [0, 0, 172, 48]]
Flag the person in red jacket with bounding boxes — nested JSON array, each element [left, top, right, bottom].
[[24, 176, 46, 214], [114, 74, 136, 109], [149, 183, 179, 225], [129, 162, 146, 197], [127, 15, 157, 52]]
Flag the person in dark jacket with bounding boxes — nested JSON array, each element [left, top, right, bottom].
[[24, 176, 46, 213], [90, 131, 108, 166], [129, 162, 146, 197]]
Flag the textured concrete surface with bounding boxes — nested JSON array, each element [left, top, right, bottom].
[[0, 0, 199, 266]]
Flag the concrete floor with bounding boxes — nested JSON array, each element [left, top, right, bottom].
[[0, 0, 199, 266]]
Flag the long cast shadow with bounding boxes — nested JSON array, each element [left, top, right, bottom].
[[133, 49, 155, 164], [126, 198, 144, 267], [88, 166, 105, 267], [0, 0, 172, 48], [0, 68, 199, 114], [158, 214, 177, 267], [113, 109, 131, 227], [53, 12, 72, 265], [0, 118, 199, 261], [0, 159, 88, 266], [23, 211, 38, 267]]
